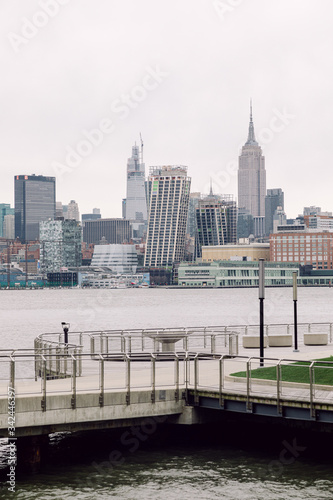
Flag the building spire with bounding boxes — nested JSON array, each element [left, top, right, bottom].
[[209, 177, 213, 196], [246, 99, 258, 146]]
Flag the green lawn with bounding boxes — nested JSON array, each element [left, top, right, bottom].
[[231, 356, 333, 385]]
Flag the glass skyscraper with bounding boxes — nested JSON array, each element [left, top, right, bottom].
[[14, 175, 56, 242], [265, 188, 284, 236], [195, 194, 237, 258]]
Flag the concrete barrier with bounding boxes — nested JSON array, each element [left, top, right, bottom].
[[243, 336, 268, 348], [268, 335, 293, 347], [303, 333, 328, 345]]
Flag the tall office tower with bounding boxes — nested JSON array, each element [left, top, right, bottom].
[[195, 194, 237, 258], [144, 166, 191, 268], [66, 200, 80, 221], [14, 175, 56, 243], [125, 143, 147, 222], [0, 204, 14, 237], [265, 188, 284, 236], [238, 104, 266, 225], [40, 219, 82, 272]]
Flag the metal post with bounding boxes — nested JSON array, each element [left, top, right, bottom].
[[151, 354, 156, 403], [61, 322, 70, 345], [246, 358, 251, 410], [56, 347, 60, 376], [10, 357, 15, 390], [41, 356, 47, 411], [219, 356, 224, 407], [174, 354, 179, 401], [126, 355, 130, 405], [259, 259, 265, 367], [34, 338, 39, 381], [211, 335, 216, 354], [194, 355, 199, 405], [128, 336, 132, 354], [64, 345, 67, 376], [71, 355, 76, 409], [99, 355, 104, 407], [228, 335, 233, 356], [293, 271, 299, 352]]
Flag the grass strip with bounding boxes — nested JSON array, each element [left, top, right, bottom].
[[231, 356, 333, 385]]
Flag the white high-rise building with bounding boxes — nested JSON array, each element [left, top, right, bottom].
[[66, 200, 80, 221], [238, 104, 266, 218], [125, 144, 147, 222], [3, 214, 14, 239], [144, 166, 191, 267]]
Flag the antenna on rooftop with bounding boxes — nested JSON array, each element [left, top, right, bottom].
[[140, 133, 144, 164]]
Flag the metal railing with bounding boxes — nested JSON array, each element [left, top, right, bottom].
[[34, 337, 83, 378], [0, 351, 186, 412], [0, 351, 332, 417], [0, 321, 331, 423], [35, 326, 240, 358], [191, 354, 333, 414], [34, 321, 333, 360]]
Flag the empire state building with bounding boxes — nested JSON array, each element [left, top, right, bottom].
[[238, 105, 266, 220]]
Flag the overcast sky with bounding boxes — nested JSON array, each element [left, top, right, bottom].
[[1, 0, 332, 219]]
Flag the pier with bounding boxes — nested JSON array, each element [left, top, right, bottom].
[[1, 323, 333, 472]]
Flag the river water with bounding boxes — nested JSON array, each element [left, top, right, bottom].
[[0, 287, 333, 499]]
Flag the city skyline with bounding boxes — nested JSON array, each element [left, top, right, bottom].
[[1, 1, 333, 219]]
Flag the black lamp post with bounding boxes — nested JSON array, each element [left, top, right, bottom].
[[61, 322, 70, 344], [259, 259, 265, 367], [293, 272, 299, 352]]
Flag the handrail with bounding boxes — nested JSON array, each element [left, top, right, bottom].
[[0, 352, 332, 419]]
